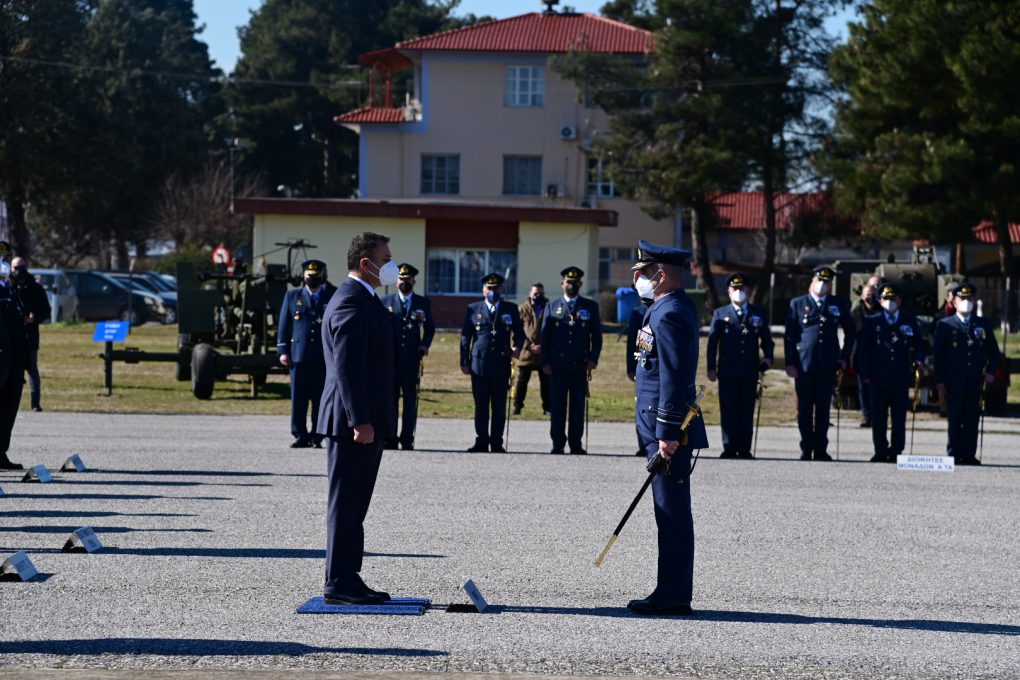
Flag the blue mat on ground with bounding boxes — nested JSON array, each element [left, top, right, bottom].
[[296, 596, 430, 615]]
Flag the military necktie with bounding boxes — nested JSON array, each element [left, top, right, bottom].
[[399, 296, 407, 316]]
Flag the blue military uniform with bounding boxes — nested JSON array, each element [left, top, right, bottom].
[[784, 265, 855, 461], [460, 273, 525, 452], [858, 283, 926, 462], [277, 260, 336, 448], [933, 283, 1001, 465], [629, 240, 708, 616], [706, 273, 774, 458], [626, 301, 647, 456], [380, 263, 435, 450], [541, 266, 603, 454]]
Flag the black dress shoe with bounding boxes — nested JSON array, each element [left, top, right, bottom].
[[511, 408, 522, 416], [635, 449, 645, 457], [627, 597, 693, 616], [490, 444, 506, 453], [886, 453, 899, 463], [736, 451, 754, 459], [869, 453, 888, 463], [0, 458, 24, 471], [814, 451, 833, 462], [550, 448, 565, 455], [859, 419, 871, 428], [720, 450, 737, 459], [323, 589, 386, 606], [466, 443, 488, 453], [350, 574, 390, 601], [400, 442, 414, 451], [290, 438, 310, 449], [31, 405, 42, 412], [799, 452, 812, 461], [383, 439, 399, 450], [570, 448, 587, 455], [958, 457, 982, 466]]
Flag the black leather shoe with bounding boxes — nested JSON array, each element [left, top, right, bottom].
[[570, 448, 587, 455], [490, 444, 506, 453], [869, 453, 886, 463], [720, 450, 737, 459], [635, 449, 645, 457], [351, 574, 390, 601], [323, 589, 386, 606], [290, 438, 310, 449], [383, 439, 399, 450], [859, 419, 871, 428], [466, 443, 488, 453], [550, 448, 565, 455], [958, 457, 982, 466], [0, 458, 24, 471], [799, 452, 812, 461], [736, 451, 754, 459], [400, 442, 414, 451], [886, 453, 899, 463], [627, 598, 693, 616], [511, 408, 522, 416], [31, 405, 42, 412], [814, 451, 833, 462]]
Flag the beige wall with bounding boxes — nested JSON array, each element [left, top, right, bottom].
[[252, 214, 427, 297], [517, 221, 600, 299]]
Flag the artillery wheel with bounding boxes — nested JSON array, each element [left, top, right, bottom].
[[191, 343, 217, 400]]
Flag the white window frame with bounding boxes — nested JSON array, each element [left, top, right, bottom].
[[421, 154, 460, 195], [504, 65, 545, 107], [503, 155, 543, 196]]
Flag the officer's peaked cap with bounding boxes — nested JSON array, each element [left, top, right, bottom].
[[952, 282, 976, 299], [302, 259, 326, 273], [561, 266, 584, 281], [630, 239, 692, 271], [727, 273, 748, 288], [398, 263, 419, 278], [812, 265, 836, 281], [482, 272, 505, 287], [879, 283, 900, 299]]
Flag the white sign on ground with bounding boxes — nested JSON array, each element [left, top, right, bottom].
[[63, 526, 103, 554], [61, 454, 88, 472], [22, 464, 53, 483], [462, 579, 489, 613], [897, 455, 955, 472], [1, 551, 38, 581]]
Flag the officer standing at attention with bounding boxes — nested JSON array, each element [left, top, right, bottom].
[[0, 242, 28, 471], [460, 273, 524, 453], [706, 273, 773, 459], [513, 283, 550, 416], [278, 259, 336, 448], [851, 275, 882, 428], [858, 283, 925, 462], [317, 231, 398, 605], [11, 257, 51, 412], [541, 266, 602, 455], [380, 264, 435, 450], [628, 240, 707, 616], [933, 283, 1001, 466], [784, 265, 855, 461]]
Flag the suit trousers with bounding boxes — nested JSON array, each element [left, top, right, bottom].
[[795, 370, 836, 455], [0, 369, 24, 455], [945, 388, 981, 460], [857, 374, 871, 420], [324, 434, 383, 593], [718, 378, 757, 454], [26, 349, 40, 406], [514, 365, 549, 412], [471, 372, 509, 447], [870, 383, 908, 456], [395, 366, 419, 446], [549, 369, 587, 451], [645, 437, 694, 605], [291, 362, 326, 443]]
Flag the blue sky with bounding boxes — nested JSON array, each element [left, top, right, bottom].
[[194, 0, 854, 73]]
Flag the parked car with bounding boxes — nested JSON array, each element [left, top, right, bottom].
[[65, 270, 166, 325], [104, 272, 178, 324], [28, 268, 79, 322]]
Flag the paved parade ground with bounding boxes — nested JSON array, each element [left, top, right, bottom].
[[1, 413, 1018, 679]]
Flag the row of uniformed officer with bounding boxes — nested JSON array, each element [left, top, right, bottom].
[[706, 273, 773, 458], [381, 264, 435, 451]]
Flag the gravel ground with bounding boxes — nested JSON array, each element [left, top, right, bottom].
[[0, 411, 1018, 679]]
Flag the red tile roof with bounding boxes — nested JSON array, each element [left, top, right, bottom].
[[973, 220, 1020, 244], [712, 192, 831, 230], [334, 108, 405, 125], [393, 12, 653, 55]]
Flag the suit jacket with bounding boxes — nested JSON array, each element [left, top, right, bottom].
[[850, 302, 881, 370], [460, 299, 524, 378], [14, 277, 51, 350], [858, 312, 926, 387], [784, 293, 855, 374], [540, 295, 603, 374], [517, 299, 547, 368], [706, 302, 773, 381], [277, 282, 336, 364], [634, 289, 709, 447], [933, 314, 1002, 393], [380, 291, 436, 372], [316, 278, 397, 439]]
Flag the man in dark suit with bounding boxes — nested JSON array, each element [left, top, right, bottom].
[[11, 257, 50, 412], [541, 266, 602, 455], [380, 263, 435, 451], [628, 240, 708, 616], [460, 273, 524, 453], [850, 275, 882, 428], [784, 265, 855, 461], [278, 259, 337, 448], [706, 273, 774, 459], [933, 283, 1001, 465], [0, 242, 27, 471], [317, 232, 398, 605]]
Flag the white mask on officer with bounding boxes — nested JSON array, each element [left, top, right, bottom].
[[368, 259, 399, 287], [813, 280, 830, 296], [956, 299, 974, 315], [635, 268, 662, 301], [730, 289, 747, 305], [881, 299, 897, 313]]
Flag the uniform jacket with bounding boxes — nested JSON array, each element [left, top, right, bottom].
[[933, 314, 1002, 393], [540, 295, 603, 374], [380, 291, 436, 371], [634, 289, 709, 446], [0, 283, 27, 386], [316, 278, 397, 439], [858, 311, 926, 387], [13, 277, 51, 351], [784, 293, 855, 374], [706, 302, 773, 381], [277, 282, 336, 364], [625, 304, 645, 375], [850, 302, 881, 370], [460, 299, 525, 377], [517, 298, 547, 368]]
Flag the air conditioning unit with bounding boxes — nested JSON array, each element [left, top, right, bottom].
[[559, 125, 578, 141], [402, 98, 422, 122]]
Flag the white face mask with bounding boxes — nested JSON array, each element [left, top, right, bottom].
[[730, 289, 747, 305], [635, 269, 661, 301], [956, 299, 974, 314], [881, 299, 897, 313], [813, 280, 830, 296], [368, 259, 399, 287]]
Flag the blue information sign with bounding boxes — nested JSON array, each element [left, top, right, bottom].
[[92, 321, 130, 343]]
